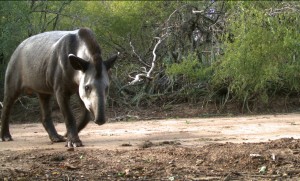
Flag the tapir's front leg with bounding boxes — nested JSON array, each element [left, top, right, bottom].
[[55, 91, 83, 147]]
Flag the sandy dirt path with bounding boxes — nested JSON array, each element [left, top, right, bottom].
[[1, 113, 300, 151]]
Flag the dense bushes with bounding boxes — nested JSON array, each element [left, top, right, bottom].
[[212, 1, 300, 108]]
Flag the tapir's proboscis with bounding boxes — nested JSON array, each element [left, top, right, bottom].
[[0, 28, 118, 147]]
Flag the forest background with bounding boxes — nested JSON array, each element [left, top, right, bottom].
[[0, 1, 299, 118]]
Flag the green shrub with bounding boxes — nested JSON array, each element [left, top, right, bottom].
[[212, 1, 300, 104], [166, 52, 212, 83]]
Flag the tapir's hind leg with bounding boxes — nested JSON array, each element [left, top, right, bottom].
[[37, 93, 65, 142], [1, 98, 15, 141], [0, 90, 20, 141]]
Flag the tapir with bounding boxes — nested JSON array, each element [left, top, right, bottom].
[[0, 28, 118, 147]]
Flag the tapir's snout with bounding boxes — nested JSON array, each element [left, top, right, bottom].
[[84, 100, 107, 126], [89, 97, 107, 126], [90, 111, 106, 125], [94, 118, 106, 125]]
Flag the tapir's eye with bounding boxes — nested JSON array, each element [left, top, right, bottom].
[[84, 85, 90, 92]]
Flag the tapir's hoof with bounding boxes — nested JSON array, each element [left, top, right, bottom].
[[1, 133, 13, 141], [66, 138, 83, 148], [2, 137, 13, 141], [50, 134, 66, 143]]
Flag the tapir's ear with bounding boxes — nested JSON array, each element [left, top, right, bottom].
[[69, 54, 89, 72], [104, 52, 119, 70]]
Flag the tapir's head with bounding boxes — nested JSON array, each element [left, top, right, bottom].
[[68, 28, 118, 125]]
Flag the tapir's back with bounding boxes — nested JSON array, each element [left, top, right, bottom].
[[6, 30, 79, 94]]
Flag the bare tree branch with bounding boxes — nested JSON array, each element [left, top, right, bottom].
[[192, 10, 204, 14], [128, 73, 149, 85], [128, 36, 165, 85], [52, 1, 72, 30], [130, 41, 150, 68], [147, 37, 162, 78]]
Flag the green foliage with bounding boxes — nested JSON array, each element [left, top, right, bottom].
[[164, 52, 213, 103], [0, 2, 30, 61], [213, 1, 300, 104], [0, 2, 31, 97], [1, 1, 299, 110], [166, 52, 212, 82]]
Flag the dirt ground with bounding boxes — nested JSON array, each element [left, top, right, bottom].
[[1, 113, 300, 180]]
